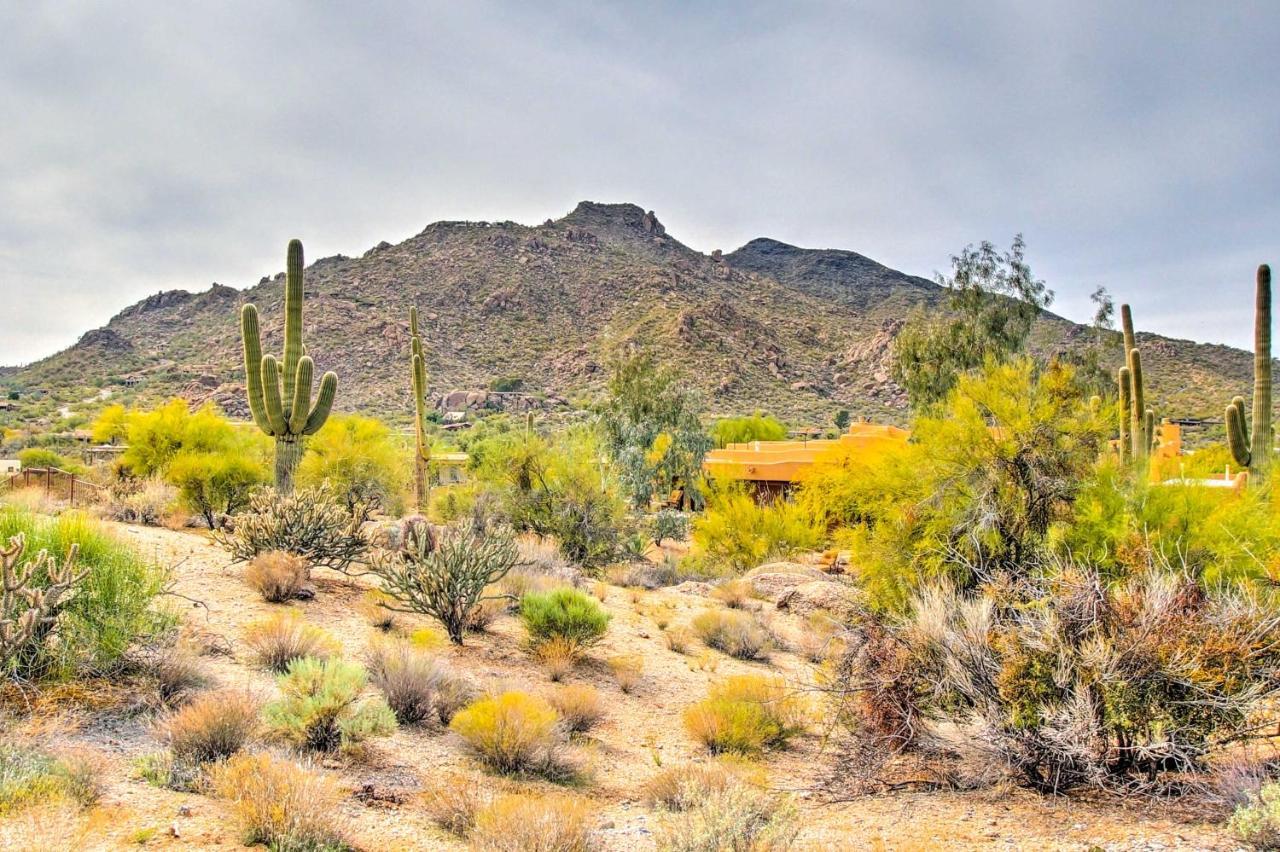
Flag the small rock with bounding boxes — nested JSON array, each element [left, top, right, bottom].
[[178, 805, 192, 817], [169, 823, 181, 838]]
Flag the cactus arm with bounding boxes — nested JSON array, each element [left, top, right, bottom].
[[1251, 264, 1272, 471], [1129, 348, 1146, 459], [289, 356, 314, 434], [1117, 366, 1131, 465], [261, 355, 287, 435], [282, 239, 304, 407], [302, 371, 337, 436], [1121, 304, 1136, 362], [1145, 409, 1156, 452], [240, 304, 271, 433], [1227, 400, 1252, 467]]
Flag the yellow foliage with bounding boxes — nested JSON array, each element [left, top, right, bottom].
[[449, 691, 560, 772]]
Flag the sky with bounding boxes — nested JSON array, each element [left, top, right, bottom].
[[2, 0, 1278, 365]]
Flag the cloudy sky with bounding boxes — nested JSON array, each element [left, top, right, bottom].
[[2, 1, 1277, 365]]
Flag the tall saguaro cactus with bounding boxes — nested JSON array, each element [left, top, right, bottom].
[[241, 239, 337, 492], [1225, 264, 1273, 475], [1117, 303, 1156, 464], [408, 306, 432, 512]]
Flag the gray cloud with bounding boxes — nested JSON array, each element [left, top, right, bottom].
[[2, 0, 1277, 364]]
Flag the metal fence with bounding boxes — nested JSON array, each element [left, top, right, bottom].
[[1, 467, 105, 508]]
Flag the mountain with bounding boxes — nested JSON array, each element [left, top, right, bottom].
[[0, 201, 1263, 434]]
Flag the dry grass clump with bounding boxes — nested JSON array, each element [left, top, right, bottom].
[[664, 626, 694, 654], [0, 742, 104, 817], [548, 684, 605, 734], [244, 550, 309, 603], [534, 636, 583, 682], [471, 791, 597, 852], [691, 609, 771, 661], [356, 588, 400, 632], [683, 675, 807, 756], [607, 654, 644, 694], [243, 612, 339, 673], [710, 579, 753, 609], [159, 689, 260, 764], [642, 761, 752, 810], [209, 752, 345, 851], [449, 691, 561, 774], [435, 669, 479, 725], [651, 773, 797, 852], [422, 774, 490, 837], [141, 642, 209, 706], [364, 636, 443, 725], [793, 611, 845, 664]]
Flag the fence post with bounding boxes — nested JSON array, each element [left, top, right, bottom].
[[70, 475, 76, 507]]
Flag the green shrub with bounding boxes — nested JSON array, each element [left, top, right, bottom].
[[1231, 781, 1280, 849], [449, 691, 560, 773], [0, 742, 102, 816], [165, 450, 266, 529], [648, 509, 690, 546], [297, 413, 408, 517], [264, 656, 396, 753], [15, 447, 78, 473], [519, 587, 610, 651], [683, 676, 806, 755], [0, 507, 171, 679], [689, 482, 820, 576], [710, 413, 787, 448]]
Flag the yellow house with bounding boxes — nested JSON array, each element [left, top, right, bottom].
[[431, 452, 469, 486], [702, 422, 910, 498]]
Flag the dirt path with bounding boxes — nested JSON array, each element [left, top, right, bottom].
[[6, 522, 1240, 850]]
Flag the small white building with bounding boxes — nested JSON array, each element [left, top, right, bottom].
[[0, 460, 20, 475]]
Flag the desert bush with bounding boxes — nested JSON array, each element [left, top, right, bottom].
[[652, 774, 798, 852], [372, 519, 518, 644], [423, 774, 489, 836], [1231, 780, 1280, 849], [607, 654, 644, 693], [854, 565, 1280, 792], [710, 579, 753, 609], [356, 588, 400, 632], [548, 683, 605, 734], [297, 413, 408, 518], [166, 449, 267, 529], [209, 752, 345, 851], [265, 656, 396, 753], [217, 484, 369, 575], [1, 532, 84, 676], [690, 609, 770, 661], [159, 689, 260, 764], [0, 742, 103, 816], [688, 481, 820, 576], [534, 636, 581, 681], [243, 612, 339, 673], [102, 477, 177, 526], [435, 669, 478, 725], [520, 587, 610, 651], [16, 447, 78, 473], [363, 636, 443, 724], [683, 676, 806, 756], [449, 691, 560, 773], [664, 626, 694, 654], [471, 791, 596, 852], [244, 550, 309, 603], [642, 761, 752, 811], [711, 413, 788, 448], [0, 507, 170, 679], [140, 641, 209, 705], [648, 509, 690, 547]]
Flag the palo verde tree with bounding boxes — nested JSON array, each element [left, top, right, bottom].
[[240, 240, 337, 492], [408, 306, 432, 512], [892, 235, 1052, 408], [1226, 264, 1273, 477]]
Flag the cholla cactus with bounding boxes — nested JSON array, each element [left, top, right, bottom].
[[1, 534, 84, 668], [409, 306, 432, 512], [240, 239, 338, 492]]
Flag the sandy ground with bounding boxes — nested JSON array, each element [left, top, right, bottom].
[[1, 521, 1243, 851]]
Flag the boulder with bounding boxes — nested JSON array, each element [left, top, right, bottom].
[[776, 580, 864, 621], [743, 563, 829, 600]]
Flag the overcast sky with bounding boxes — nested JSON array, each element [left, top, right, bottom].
[[2, 1, 1278, 365]]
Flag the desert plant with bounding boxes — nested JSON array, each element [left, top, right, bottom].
[[423, 774, 488, 837], [1231, 780, 1280, 849], [449, 691, 560, 773], [356, 588, 399, 632], [664, 626, 694, 654], [710, 579, 752, 609], [435, 669, 478, 725], [607, 654, 644, 693], [642, 761, 753, 811], [0, 742, 103, 816], [166, 449, 266, 528], [534, 636, 581, 681], [243, 612, 339, 673], [372, 519, 518, 644], [239, 239, 338, 492], [264, 656, 396, 753], [0, 533, 84, 673], [296, 413, 407, 518], [363, 635, 443, 725], [409, 306, 433, 512], [649, 509, 690, 547], [1225, 264, 1273, 476], [683, 676, 806, 756], [470, 791, 597, 852], [142, 641, 209, 705], [690, 610, 770, 661], [209, 751, 345, 850], [548, 683, 605, 734], [159, 689, 260, 764], [652, 775, 798, 852], [102, 477, 177, 526], [243, 550, 309, 603], [217, 484, 369, 575], [519, 587, 609, 651]]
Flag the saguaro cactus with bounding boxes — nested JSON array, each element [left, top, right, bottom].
[[1117, 304, 1156, 464], [409, 306, 432, 512], [1225, 264, 1273, 474], [241, 240, 337, 492], [1117, 366, 1131, 465]]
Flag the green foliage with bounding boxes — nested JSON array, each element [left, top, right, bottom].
[[0, 507, 171, 679], [0, 742, 101, 816], [683, 675, 806, 755], [648, 508, 690, 546], [121, 400, 245, 477], [470, 426, 628, 570], [490, 376, 525, 393], [1231, 780, 1280, 849], [710, 413, 787, 448], [296, 413, 407, 517], [833, 409, 851, 431], [519, 587, 610, 650], [1225, 264, 1272, 475], [239, 239, 339, 492], [599, 352, 712, 509], [892, 235, 1052, 408], [89, 403, 129, 444], [264, 656, 396, 753], [688, 481, 820, 576], [166, 450, 266, 529], [16, 447, 77, 472], [371, 519, 518, 645]]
